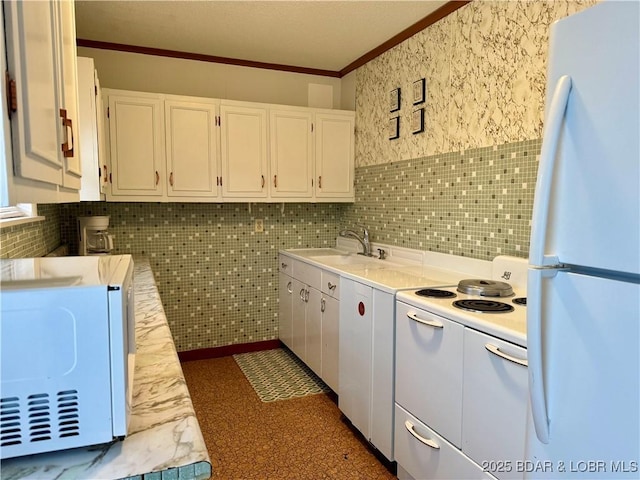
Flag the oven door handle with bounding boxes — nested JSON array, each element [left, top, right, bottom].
[[404, 420, 440, 449], [485, 343, 528, 367], [407, 312, 443, 329]]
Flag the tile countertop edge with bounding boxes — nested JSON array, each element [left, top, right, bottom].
[[0, 257, 212, 480]]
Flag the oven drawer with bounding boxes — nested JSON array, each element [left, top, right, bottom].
[[394, 403, 496, 480], [395, 300, 464, 447]]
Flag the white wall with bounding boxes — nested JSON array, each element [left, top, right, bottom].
[[78, 46, 347, 109]]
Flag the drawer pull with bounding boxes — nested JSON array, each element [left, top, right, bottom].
[[281, 262, 288, 269], [485, 343, 528, 367], [328, 282, 336, 291], [404, 420, 440, 450], [321, 298, 326, 313], [407, 312, 443, 329]]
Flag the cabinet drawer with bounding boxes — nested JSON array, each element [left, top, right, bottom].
[[462, 329, 528, 479], [293, 259, 321, 290], [394, 404, 495, 480], [321, 270, 340, 298], [395, 301, 464, 447], [278, 254, 293, 274]]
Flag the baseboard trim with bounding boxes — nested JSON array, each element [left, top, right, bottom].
[[178, 339, 282, 362]]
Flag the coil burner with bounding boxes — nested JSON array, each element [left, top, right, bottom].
[[453, 299, 515, 314], [416, 289, 457, 299]]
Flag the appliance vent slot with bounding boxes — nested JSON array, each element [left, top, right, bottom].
[[27, 393, 51, 442], [0, 396, 22, 447], [57, 390, 80, 438]]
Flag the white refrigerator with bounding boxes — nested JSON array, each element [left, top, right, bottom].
[[526, 1, 639, 478]]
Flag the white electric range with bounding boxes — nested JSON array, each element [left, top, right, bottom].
[[394, 255, 529, 480]]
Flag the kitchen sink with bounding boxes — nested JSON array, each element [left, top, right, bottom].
[[311, 254, 403, 268]]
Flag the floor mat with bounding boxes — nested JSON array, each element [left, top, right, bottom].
[[233, 348, 330, 402]]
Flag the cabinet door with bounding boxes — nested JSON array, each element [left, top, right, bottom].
[[269, 109, 313, 199], [462, 329, 528, 479], [220, 104, 268, 198], [321, 295, 339, 393], [314, 112, 354, 199], [4, 1, 64, 186], [395, 301, 464, 447], [371, 289, 395, 461], [306, 287, 322, 377], [278, 272, 293, 349], [338, 279, 372, 440], [77, 57, 101, 201], [108, 94, 164, 197], [165, 100, 220, 198], [57, 0, 81, 191], [291, 278, 307, 361]]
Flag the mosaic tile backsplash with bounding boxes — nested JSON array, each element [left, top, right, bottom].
[[0, 204, 61, 258], [57, 202, 346, 351], [344, 139, 541, 260]]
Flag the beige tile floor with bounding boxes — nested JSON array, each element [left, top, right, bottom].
[[182, 356, 397, 480]]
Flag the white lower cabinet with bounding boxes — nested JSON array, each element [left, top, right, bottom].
[[278, 271, 293, 349], [395, 404, 496, 480], [395, 300, 528, 479], [339, 278, 395, 461], [278, 254, 340, 392]]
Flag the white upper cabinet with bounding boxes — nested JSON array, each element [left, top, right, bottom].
[[4, 0, 82, 202], [106, 92, 164, 198], [165, 99, 220, 199], [100, 91, 354, 203], [77, 57, 106, 201], [269, 109, 314, 199], [315, 112, 355, 200], [219, 102, 268, 199], [58, 0, 81, 191]]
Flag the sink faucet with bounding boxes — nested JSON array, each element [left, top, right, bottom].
[[339, 225, 372, 256]]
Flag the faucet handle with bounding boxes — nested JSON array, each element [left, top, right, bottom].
[[356, 224, 370, 238]]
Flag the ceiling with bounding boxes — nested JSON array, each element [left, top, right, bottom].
[[74, 1, 450, 76]]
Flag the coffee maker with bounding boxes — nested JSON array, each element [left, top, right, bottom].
[[78, 216, 114, 255]]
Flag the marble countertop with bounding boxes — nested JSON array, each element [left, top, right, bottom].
[[1, 257, 212, 480]]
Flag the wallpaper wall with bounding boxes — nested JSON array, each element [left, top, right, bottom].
[[354, 0, 596, 166]]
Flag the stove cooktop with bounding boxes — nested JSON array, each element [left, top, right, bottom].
[[397, 283, 527, 347]]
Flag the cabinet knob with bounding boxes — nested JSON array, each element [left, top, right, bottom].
[[358, 301, 365, 316]]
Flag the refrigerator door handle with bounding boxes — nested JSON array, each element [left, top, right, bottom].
[[529, 75, 572, 267], [528, 268, 553, 444]]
